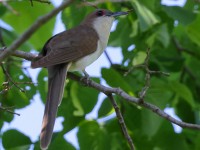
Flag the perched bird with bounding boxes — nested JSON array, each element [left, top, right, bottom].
[[31, 9, 128, 149]]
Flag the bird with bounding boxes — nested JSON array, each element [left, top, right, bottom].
[[31, 9, 128, 150]]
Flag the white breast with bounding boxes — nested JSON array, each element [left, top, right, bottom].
[[69, 16, 114, 72]]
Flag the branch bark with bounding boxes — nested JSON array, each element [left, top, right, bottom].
[[1, 50, 200, 130], [1, 1, 199, 149], [0, 0, 74, 63], [106, 93, 135, 150], [69, 73, 200, 130]]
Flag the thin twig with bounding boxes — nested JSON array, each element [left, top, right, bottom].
[[29, 0, 51, 6], [1, 65, 26, 93], [68, 72, 200, 130], [0, 106, 20, 116], [0, 50, 199, 130], [173, 37, 198, 57], [124, 48, 170, 101], [0, 81, 10, 94], [1, 1, 19, 15], [0, 49, 38, 61], [104, 50, 113, 66], [14, 81, 37, 85], [138, 48, 152, 101], [0, 0, 74, 62], [3, 46, 198, 131], [106, 94, 135, 150]]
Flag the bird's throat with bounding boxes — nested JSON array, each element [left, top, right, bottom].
[[69, 16, 114, 72], [92, 16, 114, 49]]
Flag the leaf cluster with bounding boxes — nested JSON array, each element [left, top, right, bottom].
[[0, 0, 200, 150]]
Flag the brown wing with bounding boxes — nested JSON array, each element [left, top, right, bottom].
[[31, 25, 98, 68]]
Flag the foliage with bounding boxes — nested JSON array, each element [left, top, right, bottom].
[[0, 0, 200, 150]]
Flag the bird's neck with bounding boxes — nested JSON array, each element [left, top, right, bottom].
[[92, 17, 114, 49]]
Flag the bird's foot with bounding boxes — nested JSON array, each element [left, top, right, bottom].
[[80, 70, 91, 86]]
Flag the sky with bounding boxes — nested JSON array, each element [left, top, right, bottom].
[[0, 0, 186, 149]]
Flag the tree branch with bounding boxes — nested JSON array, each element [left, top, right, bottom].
[[0, 47, 38, 61], [0, 0, 74, 62], [1, 50, 200, 130], [0, 105, 20, 116], [69, 73, 200, 130], [1, 64, 26, 93], [106, 93, 135, 150]]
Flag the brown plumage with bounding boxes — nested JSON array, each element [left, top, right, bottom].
[[31, 9, 128, 150], [31, 25, 98, 68], [32, 23, 99, 150]]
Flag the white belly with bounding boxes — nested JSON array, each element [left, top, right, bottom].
[[69, 16, 114, 72], [69, 40, 105, 71]]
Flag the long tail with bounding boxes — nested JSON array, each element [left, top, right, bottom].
[[40, 63, 69, 150]]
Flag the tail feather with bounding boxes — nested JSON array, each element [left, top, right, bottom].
[[40, 63, 68, 150]]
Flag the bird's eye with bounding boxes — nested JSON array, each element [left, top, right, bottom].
[[96, 10, 104, 16]]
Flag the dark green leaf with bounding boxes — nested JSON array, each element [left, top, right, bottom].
[[186, 15, 200, 47], [175, 100, 195, 123], [102, 68, 135, 94], [162, 6, 196, 25], [132, 0, 160, 31], [98, 97, 113, 118], [70, 78, 99, 116], [61, 4, 94, 29], [0, 6, 7, 17], [37, 69, 48, 103], [1, 28, 32, 50], [2, 129, 32, 149], [169, 81, 195, 108], [2, 1, 55, 49], [153, 122, 190, 150], [77, 121, 111, 150], [49, 133, 76, 150]]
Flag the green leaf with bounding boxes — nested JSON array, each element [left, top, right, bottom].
[[175, 100, 195, 123], [153, 122, 190, 150], [146, 23, 170, 47], [77, 121, 111, 150], [70, 79, 99, 116], [0, 5, 7, 17], [62, 4, 94, 29], [186, 15, 200, 47], [109, 133, 130, 150], [70, 82, 84, 116], [101, 68, 135, 95], [98, 97, 114, 118], [162, 6, 196, 25], [156, 24, 170, 48], [2, 129, 32, 149], [49, 133, 76, 150], [0, 65, 35, 109], [60, 94, 85, 132], [188, 57, 200, 86], [2, 1, 55, 49], [132, 51, 146, 66], [132, 0, 160, 31], [194, 133, 200, 150], [146, 78, 173, 109], [109, 18, 132, 48], [1, 28, 32, 50], [37, 69, 48, 103], [169, 81, 195, 107], [122, 102, 142, 131], [141, 109, 163, 137]]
